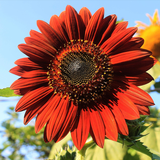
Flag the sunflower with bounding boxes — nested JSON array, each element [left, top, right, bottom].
[[10, 5, 155, 150], [136, 9, 160, 58]]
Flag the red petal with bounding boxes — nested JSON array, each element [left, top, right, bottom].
[[37, 20, 64, 49], [100, 104, 118, 141], [21, 70, 47, 78], [125, 84, 154, 106], [111, 104, 129, 135], [136, 105, 150, 115], [71, 108, 90, 150], [25, 37, 57, 57], [113, 73, 153, 87], [35, 94, 61, 133], [116, 92, 140, 120], [114, 37, 144, 54], [53, 101, 78, 142], [13, 86, 36, 95], [126, 72, 153, 86], [89, 108, 105, 148], [59, 11, 66, 25], [45, 97, 69, 141], [18, 44, 52, 62], [79, 7, 92, 27], [15, 86, 52, 112], [110, 49, 151, 65], [113, 57, 155, 75], [84, 7, 104, 42], [10, 66, 24, 76], [50, 15, 69, 42], [111, 21, 128, 35], [30, 30, 49, 44], [44, 99, 78, 142], [24, 108, 40, 125], [98, 15, 117, 45], [24, 94, 51, 125], [101, 27, 137, 54], [14, 58, 45, 70], [65, 5, 85, 40], [10, 77, 48, 90]]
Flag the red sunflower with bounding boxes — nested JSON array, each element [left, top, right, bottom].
[[10, 5, 156, 150]]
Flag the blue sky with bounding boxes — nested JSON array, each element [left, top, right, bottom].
[[0, 0, 160, 157]]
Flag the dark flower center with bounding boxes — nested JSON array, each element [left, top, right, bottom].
[[60, 52, 96, 85], [47, 40, 113, 105]]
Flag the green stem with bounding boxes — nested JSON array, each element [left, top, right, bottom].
[[48, 143, 56, 159], [75, 137, 95, 160]]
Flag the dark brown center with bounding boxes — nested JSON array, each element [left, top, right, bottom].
[[60, 52, 96, 85]]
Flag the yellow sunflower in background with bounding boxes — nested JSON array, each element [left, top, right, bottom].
[[136, 9, 160, 59], [136, 10, 160, 90]]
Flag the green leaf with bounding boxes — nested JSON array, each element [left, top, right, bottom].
[[85, 139, 128, 160], [137, 126, 160, 160], [0, 87, 20, 97], [118, 140, 152, 158]]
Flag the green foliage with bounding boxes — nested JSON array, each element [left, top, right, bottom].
[[0, 88, 20, 97], [85, 112, 160, 160], [117, 117, 154, 159], [145, 107, 160, 127], [123, 116, 149, 141], [85, 139, 128, 160], [137, 107, 160, 160], [123, 148, 140, 160], [48, 133, 72, 159], [85, 131, 159, 160], [54, 147, 76, 160], [0, 107, 53, 160], [119, 140, 153, 158], [0, 107, 73, 160]]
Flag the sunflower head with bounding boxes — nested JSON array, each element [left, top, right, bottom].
[[136, 9, 160, 58], [46, 39, 113, 106], [10, 5, 156, 150]]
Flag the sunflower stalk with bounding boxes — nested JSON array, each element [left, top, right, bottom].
[[75, 137, 95, 160], [48, 143, 56, 159]]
